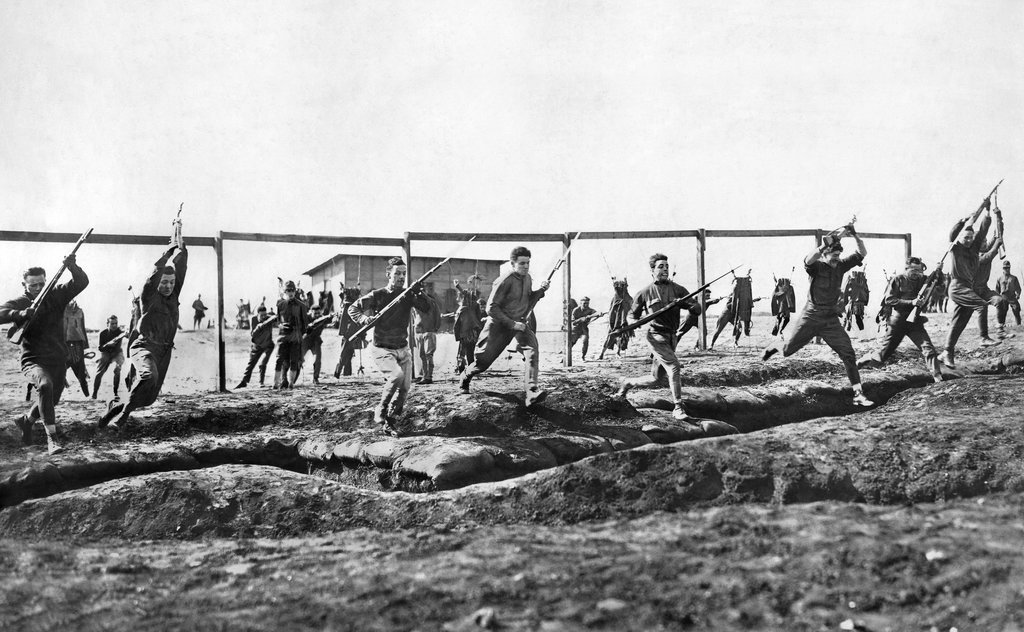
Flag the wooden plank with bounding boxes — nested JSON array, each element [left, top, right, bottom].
[[0, 230, 217, 248], [407, 232, 564, 242], [706, 229, 817, 238], [857, 232, 910, 240], [573, 230, 700, 240], [404, 233, 416, 378], [220, 231, 404, 247]]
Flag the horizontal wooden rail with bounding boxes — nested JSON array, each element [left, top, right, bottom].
[[574, 230, 701, 239], [0, 230, 217, 248], [219, 231, 404, 247], [406, 232, 564, 242]]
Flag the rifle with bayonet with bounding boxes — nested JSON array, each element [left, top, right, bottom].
[[339, 236, 477, 360], [608, 265, 743, 337], [7, 228, 93, 345], [571, 311, 607, 327], [524, 231, 582, 324], [909, 180, 1004, 323]]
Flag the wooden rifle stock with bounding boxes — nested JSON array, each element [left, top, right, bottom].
[[8, 228, 93, 345]]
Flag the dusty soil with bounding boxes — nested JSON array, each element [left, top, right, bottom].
[[3, 312, 1024, 630]]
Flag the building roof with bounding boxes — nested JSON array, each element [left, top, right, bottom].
[[302, 254, 504, 277]]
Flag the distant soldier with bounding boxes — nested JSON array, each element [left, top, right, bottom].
[[235, 299, 251, 329], [274, 280, 309, 389], [191, 294, 207, 330], [569, 296, 599, 361], [762, 226, 874, 407], [99, 222, 186, 430], [842, 270, 869, 331], [92, 315, 126, 400], [302, 304, 331, 384], [235, 305, 276, 388], [333, 285, 364, 377], [63, 300, 91, 396], [413, 283, 442, 384], [615, 253, 697, 421], [995, 260, 1021, 338], [857, 256, 943, 382], [599, 279, 633, 359], [677, 290, 722, 350], [0, 256, 89, 453]]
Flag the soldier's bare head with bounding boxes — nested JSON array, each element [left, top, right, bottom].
[[386, 257, 407, 290], [509, 247, 531, 276], [649, 253, 669, 282], [107, 315, 118, 329], [906, 256, 925, 278], [959, 226, 975, 246], [158, 265, 176, 297], [22, 267, 46, 298]]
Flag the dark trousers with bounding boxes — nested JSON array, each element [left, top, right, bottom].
[[125, 347, 173, 409], [570, 329, 590, 358], [455, 336, 478, 373], [997, 299, 1022, 326], [241, 343, 274, 384], [93, 350, 124, 398], [302, 338, 322, 380], [335, 337, 357, 376], [873, 317, 940, 375], [782, 307, 860, 384], [66, 341, 90, 396]]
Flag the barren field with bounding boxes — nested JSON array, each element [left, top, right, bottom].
[[3, 312, 1024, 631]]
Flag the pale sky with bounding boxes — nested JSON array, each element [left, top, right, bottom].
[[2, 0, 1022, 329]]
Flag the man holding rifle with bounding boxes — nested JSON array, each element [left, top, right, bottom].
[[235, 304, 276, 388], [856, 256, 943, 382], [941, 198, 1005, 368], [92, 314, 126, 399], [349, 257, 432, 435], [458, 246, 551, 407], [762, 224, 874, 407], [614, 253, 698, 421], [99, 219, 186, 430], [569, 296, 599, 362], [1, 252, 89, 454]]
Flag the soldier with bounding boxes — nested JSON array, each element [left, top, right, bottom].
[[63, 300, 91, 396], [348, 257, 431, 434], [972, 206, 1004, 346], [615, 253, 697, 421], [99, 223, 186, 430], [92, 315, 126, 400], [842, 270, 870, 331], [0, 256, 89, 453], [334, 285, 364, 378], [191, 294, 207, 330], [941, 204, 1005, 368], [274, 280, 309, 389], [302, 304, 331, 384], [857, 257, 943, 382], [235, 305, 276, 388], [762, 227, 874, 406], [413, 282, 442, 384], [569, 296, 599, 361], [459, 246, 551, 407], [995, 260, 1022, 338]]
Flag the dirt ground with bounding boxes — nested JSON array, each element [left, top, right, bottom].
[[3, 310, 1024, 631]]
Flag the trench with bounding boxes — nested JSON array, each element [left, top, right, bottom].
[[0, 366, 962, 513]]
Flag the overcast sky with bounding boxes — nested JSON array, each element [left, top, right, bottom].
[[2, 0, 1022, 330]]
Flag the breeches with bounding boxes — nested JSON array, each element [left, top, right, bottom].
[[783, 308, 860, 384], [373, 346, 413, 410], [127, 347, 173, 409], [466, 320, 539, 388]]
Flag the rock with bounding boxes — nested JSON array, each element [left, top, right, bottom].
[[699, 419, 739, 437], [641, 423, 704, 444]]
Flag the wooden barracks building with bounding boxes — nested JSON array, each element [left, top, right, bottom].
[[302, 254, 505, 315]]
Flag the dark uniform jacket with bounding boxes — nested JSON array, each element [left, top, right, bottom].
[[131, 246, 187, 353], [0, 262, 89, 368], [349, 287, 430, 349], [631, 281, 694, 335], [250, 316, 275, 348], [804, 253, 864, 314]]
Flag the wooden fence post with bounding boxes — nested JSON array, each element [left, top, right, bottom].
[[215, 231, 227, 392], [404, 232, 415, 377], [563, 232, 573, 366], [696, 229, 707, 351]]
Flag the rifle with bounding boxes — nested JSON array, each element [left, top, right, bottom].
[[994, 190, 1007, 259], [909, 180, 1004, 323], [99, 330, 128, 352], [525, 231, 582, 322], [819, 215, 857, 249], [571, 311, 607, 326], [340, 236, 477, 356], [608, 265, 742, 337], [8, 228, 93, 345]]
